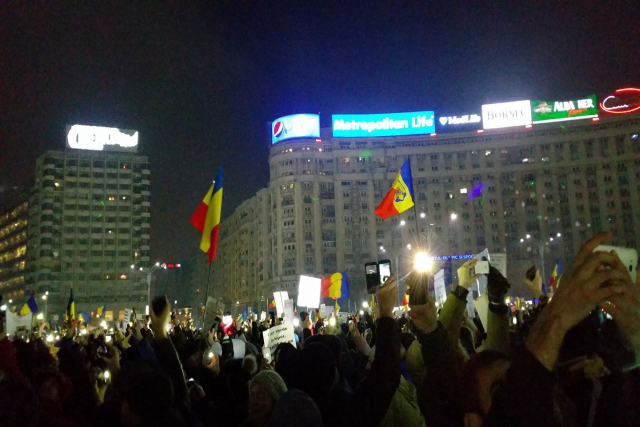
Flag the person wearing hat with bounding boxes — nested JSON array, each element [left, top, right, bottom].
[[244, 370, 288, 426]]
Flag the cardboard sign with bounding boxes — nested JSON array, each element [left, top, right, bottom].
[[262, 323, 296, 362], [123, 308, 132, 323]]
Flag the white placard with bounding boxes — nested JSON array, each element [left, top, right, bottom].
[[475, 249, 490, 295], [273, 291, 289, 317], [123, 308, 132, 323], [5, 312, 32, 338], [284, 299, 294, 323], [260, 311, 267, 322], [489, 253, 507, 278], [262, 323, 296, 362], [434, 269, 447, 306], [297, 275, 321, 308]]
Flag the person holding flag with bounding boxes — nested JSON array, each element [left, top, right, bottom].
[[375, 158, 414, 219]]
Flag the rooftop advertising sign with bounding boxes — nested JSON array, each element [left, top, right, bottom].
[[599, 87, 640, 115], [332, 111, 435, 137], [531, 95, 598, 123], [271, 114, 320, 144], [66, 125, 139, 152], [482, 100, 532, 130], [437, 113, 482, 131]]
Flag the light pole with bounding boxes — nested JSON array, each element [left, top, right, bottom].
[[41, 291, 48, 322], [132, 262, 165, 314], [519, 232, 562, 286]]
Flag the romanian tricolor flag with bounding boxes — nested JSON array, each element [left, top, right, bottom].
[[548, 259, 561, 290], [92, 305, 106, 317], [321, 272, 349, 299], [375, 158, 414, 219], [268, 299, 276, 309], [66, 287, 75, 322], [402, 294, 409, 306], [190, 166, 223, 264], [19, 295, 39, 315]]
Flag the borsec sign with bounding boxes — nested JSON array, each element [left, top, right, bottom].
[[66, 125, 139, 152], [271, 114, 320, 144], [482, 100, 532, 130]]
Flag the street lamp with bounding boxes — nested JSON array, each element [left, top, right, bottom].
[[362, 301, 369, 308], [420, 212, 426, 218], [41, 294, 48, 321], [400, 220, 406, 226], [132, 262, 165, 314], [450, 212, 458, 221]]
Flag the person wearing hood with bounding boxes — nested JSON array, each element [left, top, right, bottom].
[[244, 370, 288, 427]]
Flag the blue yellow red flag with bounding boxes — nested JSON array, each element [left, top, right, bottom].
[[190, 166, 223, 264], [66, 287, 75, 321], [19, 295, 39, 315], [321, 272, 349, 299], [375, 158, 414, 219]]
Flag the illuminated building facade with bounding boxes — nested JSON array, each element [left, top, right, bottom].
[[215, 113, 640, 308]]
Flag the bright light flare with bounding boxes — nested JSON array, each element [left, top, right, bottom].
[[362, 301, 369, 308], [293, 318, 300, 327], [414, 252, 433, 273], [329, 317, 336, 326]]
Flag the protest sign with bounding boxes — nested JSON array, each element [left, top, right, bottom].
[[204, 297, 218, 329], [273, 291, 289, 317], [475, 249, 490, 295], [123, 308, 132, 323], [260, 311, 266, 322], [5, 311, 32, 338], [320, 304, 334, 319], [490, 253, 507, 278], [262, 323, 296, 362], [298, 275, 321, 308], [284, 299, 294, 322], [434, 269, 447, 306]]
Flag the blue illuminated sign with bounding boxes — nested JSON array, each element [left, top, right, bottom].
[[332, 111, 435, 137], [271, 114, 320, 144], [431, 254, 474, 261]]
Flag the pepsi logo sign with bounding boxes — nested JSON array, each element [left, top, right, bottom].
[[271, 114, 320, 144]]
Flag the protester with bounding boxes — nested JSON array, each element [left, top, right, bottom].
[[1, 232, 639, 427]]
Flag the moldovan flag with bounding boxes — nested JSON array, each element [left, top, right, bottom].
[[19, 295, 39, 315], [190, 166, 223, 264], [375, 158, 414, 219], [66, 287, 75, 322], [321, 272, 349, 299]]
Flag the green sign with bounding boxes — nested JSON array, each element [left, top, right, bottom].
[[531, 95, 598, 124]]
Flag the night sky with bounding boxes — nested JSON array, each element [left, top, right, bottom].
[[2, 1, 639, 263]]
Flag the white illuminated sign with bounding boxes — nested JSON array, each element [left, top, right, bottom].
[[297, 275, 321, 309], [438, 114, 481, 126], [66, 125, 139, 152], [482, 100, 532, 130]]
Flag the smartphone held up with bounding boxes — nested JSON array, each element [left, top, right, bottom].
[[365, 260, 393, 294]]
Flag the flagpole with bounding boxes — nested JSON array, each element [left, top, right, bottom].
[[202, 259, 213, 329]]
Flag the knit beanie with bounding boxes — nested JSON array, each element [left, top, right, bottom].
[[251, 370, 288, 402]]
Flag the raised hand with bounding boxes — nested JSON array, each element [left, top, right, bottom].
[[457, 259, 482, 289], [525, 269, 543, 299], [407, 272, 438, 334], [377, 273, 397, 319]]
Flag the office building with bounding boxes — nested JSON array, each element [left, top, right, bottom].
[[213, 112, 640, 309], [26, 126, 151, 320], [0, 186, 29, 307]]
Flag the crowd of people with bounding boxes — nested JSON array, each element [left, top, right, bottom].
[[0, 231, 639, 427]]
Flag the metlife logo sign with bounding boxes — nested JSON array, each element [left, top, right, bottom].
[[482, 100, 532, 130], [437, 113, 482, 132]]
